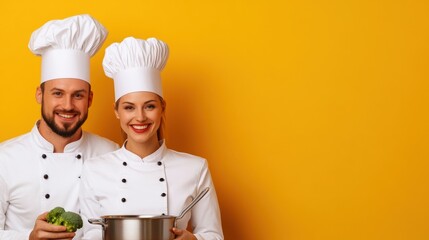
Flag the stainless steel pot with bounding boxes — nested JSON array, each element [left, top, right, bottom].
[[89, 187, 210, 240], [89, 215, 176, 240]]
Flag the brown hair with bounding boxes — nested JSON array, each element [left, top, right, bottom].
[[40, 81, 92, 93]]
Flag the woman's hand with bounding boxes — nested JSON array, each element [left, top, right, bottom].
[[172, 227, 197, 240], [29, 212, 76, 240]]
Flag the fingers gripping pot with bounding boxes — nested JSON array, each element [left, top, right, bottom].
[[88, 187, 210, 240]]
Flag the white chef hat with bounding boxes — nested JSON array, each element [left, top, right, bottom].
[[28, 14, 108, 83], [103, 37, 169, 101]]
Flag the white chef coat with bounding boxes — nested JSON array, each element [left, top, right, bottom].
[[0, 123, 119, 240], [80, 141, 223, 240]]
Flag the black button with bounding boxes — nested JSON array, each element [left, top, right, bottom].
[[42, 154, 47, 159], [159, 178, 165, 182], [76, 154, 82, 159], [121, 198, 126, 202], [45, 194, 50, 199], [157, 161, 162, 166], [161, 193, 166, 197], [162, 213, 166, 216], [123, 162, 127, 166], [78, 176, 81, 179], [43, 174, 49, 180], [122, 178, 127, 183]]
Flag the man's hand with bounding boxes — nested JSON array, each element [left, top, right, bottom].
[[29, 212, 75, 240]]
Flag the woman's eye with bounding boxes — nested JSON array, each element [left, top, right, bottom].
[[145, 104, 155, 110], [124, 106, 134, 110]]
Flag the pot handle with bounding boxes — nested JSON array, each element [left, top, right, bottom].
[[88, 218, 107, 228], [174, 187, 210, 228]]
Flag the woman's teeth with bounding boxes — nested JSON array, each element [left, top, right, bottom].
[[133, 125, 148, 130]]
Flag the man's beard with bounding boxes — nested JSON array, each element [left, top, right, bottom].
[[41, 105, 88, 138]]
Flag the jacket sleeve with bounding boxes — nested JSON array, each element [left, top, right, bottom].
[[192, 159, 224, 240], [0, 174, 31, 240], [79, 167, 103, 240]]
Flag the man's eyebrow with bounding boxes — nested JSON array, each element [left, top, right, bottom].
[[73, 89, 88, 94], [49, 88, 64, 92], [49, 88, 88, 93]]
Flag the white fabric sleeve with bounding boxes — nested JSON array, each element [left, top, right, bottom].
[[79, 167, 103, 240], [0, 174, 31, 240], [192, 160, 224, 240]]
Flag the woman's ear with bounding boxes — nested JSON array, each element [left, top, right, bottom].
[[160, 97, 167, 112], [113, 103, 119, 119]]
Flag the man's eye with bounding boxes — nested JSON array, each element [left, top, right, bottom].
[[74, 93, 84, 98], [53, 92, 62, 96]]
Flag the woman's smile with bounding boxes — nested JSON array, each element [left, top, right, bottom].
[[131, 123, 151, 133]]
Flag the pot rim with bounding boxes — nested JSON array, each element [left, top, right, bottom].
[[100, 215, 177, 220]]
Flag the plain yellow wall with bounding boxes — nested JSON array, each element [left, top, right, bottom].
[[1, 0, 429, 239]]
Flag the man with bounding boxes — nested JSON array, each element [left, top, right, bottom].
[[0, 14, 118, 240]]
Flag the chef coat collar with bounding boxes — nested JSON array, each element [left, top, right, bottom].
[[31, 121, 87, 152], [121, 139, 167, 163]]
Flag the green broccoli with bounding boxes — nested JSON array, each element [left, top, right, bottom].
[[46, 207, 83, 232], [58, 211, 83, 232], [46, 207, 65, 225]]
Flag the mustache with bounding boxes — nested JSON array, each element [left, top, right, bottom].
[[55, 109, 80, 114]]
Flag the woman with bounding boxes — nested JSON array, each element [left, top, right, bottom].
[[80, 37, 223, 240]]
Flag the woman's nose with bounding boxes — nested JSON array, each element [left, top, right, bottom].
[[136, 109, 147, 121]]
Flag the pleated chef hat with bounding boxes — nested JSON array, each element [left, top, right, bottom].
[[103, 37, 169, 101], [28, 14, 108, 83]]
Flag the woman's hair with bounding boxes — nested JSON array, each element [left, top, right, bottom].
[[115, 95, 166, 142]]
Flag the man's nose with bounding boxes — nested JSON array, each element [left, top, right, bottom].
[[62, 97, 74, 110]]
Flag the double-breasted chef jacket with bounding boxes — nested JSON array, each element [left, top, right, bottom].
[[0, 123, 119, 240], [80, 141, 224, 240]]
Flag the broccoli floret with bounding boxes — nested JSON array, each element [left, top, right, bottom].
[[46, 207, 65, 225], [58, 211, 83, 232], [46, 207, 83, 232]]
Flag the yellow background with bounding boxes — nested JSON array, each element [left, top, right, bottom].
[[1, 0, 428, 239]]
